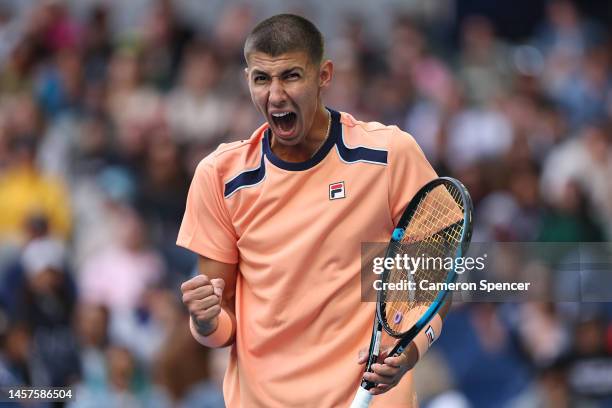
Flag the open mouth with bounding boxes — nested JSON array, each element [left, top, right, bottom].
[[271, 112, 297, 135]]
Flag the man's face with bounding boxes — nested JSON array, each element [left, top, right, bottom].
[[246, 51, 328, 146]]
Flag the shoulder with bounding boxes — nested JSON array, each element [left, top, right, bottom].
[[193, 123, 267, 184], [340, 111, 421, 154]]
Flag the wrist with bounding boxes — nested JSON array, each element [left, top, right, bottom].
[[192, 315, 218, 336], [413, 314, 443, 359], [403, 342, 419, 370], [189, 308, 235, 348]]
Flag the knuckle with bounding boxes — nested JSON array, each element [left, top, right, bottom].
[[205, 294, 220, 305], [203, 303, 216, 313]]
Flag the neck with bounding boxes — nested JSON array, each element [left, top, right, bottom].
[[270, 105, 329, 163]]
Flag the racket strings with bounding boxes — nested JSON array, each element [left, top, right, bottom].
[[383, 184, 465, 335]]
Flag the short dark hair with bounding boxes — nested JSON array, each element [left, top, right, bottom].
[[244, 14, 324, 65]]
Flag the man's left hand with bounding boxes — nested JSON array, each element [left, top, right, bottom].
[[357, 342, 419, 395]]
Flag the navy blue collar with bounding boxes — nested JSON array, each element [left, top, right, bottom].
[[263, 108, 341, 171]]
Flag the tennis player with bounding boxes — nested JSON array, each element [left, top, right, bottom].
[[178, 14, 449, 407]]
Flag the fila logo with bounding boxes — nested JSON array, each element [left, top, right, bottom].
[[329, 181, 346, 200], [425, 325, 436, 346]]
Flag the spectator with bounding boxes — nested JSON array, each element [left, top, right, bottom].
[[0, 96, 71, 245], [69, 345, 148, 408], [151, 318, 225, 407], [14, 237, 80, 387], [165, 43, 228, 146], [78, 206, 165, 312], [74, 303, 110, 390]]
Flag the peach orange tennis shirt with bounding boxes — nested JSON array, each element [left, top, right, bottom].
[[177, 109, 437, 407]]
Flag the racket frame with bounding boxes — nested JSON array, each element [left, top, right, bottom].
[[360, 177, 473, 390]]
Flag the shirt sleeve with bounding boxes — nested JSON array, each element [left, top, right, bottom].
[[177, 157, 239, 264], [388, 127, 438, 225]]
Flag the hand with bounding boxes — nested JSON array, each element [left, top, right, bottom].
[[181, 274, 225, 336], [357, 343, 419, 395]]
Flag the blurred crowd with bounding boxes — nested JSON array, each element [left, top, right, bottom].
[[0, 0, 611, 407]]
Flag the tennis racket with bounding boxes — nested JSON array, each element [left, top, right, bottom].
[[350, 177, 473, 408]]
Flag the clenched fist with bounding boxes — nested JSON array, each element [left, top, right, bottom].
[[181, 274, 225, 336]]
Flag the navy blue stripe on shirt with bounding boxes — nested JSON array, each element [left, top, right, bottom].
[[224, 152, 266, 198], [335, 128, 388, 165]]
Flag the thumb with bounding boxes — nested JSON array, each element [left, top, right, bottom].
[[210, 278, 225, 298]]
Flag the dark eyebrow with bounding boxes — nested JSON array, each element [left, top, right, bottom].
[[250, 67, 304, 77], [281, 67, 303, 75], [251, 69, 269, 77]]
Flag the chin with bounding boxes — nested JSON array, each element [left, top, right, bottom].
[[275, 134, 304, 146]]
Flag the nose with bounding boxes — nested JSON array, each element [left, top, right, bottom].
[[268, 78, 286, 106]]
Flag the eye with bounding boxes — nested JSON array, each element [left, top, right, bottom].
[[285, 72, 301, 81], [253, 75, 268, 84]]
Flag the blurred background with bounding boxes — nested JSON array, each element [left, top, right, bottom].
[[0, 0, 611, 407]]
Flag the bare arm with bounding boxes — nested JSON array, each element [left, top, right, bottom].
[[181, 256, 237, 346], [438, 296, 452, 320]]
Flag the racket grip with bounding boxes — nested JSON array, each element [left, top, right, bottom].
[[350, 387, 373, 408]]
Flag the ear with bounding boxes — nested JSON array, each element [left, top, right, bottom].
[[244, 67, 249, 82], [319, 60, 333, 88]]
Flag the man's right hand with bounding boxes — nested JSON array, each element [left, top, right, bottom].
[[181, 274, 225, 336]]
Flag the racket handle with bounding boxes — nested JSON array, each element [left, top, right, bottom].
[[350, 387, 373, 408]]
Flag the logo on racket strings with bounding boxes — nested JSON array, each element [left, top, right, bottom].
[[394, 312, 403, 324], [329, 181, 346, 200]]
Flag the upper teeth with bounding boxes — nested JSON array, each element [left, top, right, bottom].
[[272, 112, 291, 117]]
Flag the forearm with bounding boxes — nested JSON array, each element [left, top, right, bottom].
[[186, 256, 238, 348], [438, 296, 452, 320], [412, 298, 451, 359]]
